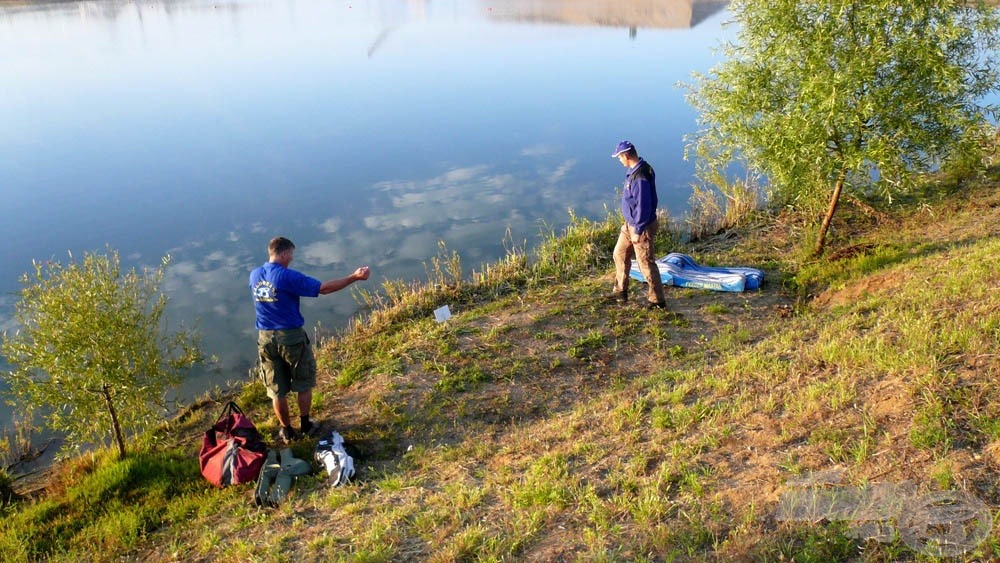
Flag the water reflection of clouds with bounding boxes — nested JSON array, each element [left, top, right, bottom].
[[166, 260, 238, 296], [162, 244, 256, 328], [299, 239, 346, 267], [160, 244, 257, 380], [0, 295, 16, 334], [351, 155, 586, 269], [320, 217, 342, 234], [520, 143, 558, 158], [397, 231, 440, 260], [365, 164, 517, 233], [550, 159, 577, 183]]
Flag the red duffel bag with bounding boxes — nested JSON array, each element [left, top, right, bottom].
[[199, 401, 267, 488]]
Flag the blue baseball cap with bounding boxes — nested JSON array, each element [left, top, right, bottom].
[[611, 140, 634, 157]]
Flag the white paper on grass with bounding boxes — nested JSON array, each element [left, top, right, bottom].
[[433, 305, 452, 323]]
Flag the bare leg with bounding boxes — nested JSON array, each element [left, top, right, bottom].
[[296, 389, 312, 419], [272, 396, 292, 428]]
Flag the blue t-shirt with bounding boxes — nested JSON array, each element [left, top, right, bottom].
[[249, 262, 322, 330]]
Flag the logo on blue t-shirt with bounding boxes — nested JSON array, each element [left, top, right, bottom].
[[253, 280, 278, 302]]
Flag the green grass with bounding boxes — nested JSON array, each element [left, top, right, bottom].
[[0, 450, 211, 561], [5, 175, 1000, 561]]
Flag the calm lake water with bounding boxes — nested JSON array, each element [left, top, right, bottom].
[[0, 0, 732, 426]]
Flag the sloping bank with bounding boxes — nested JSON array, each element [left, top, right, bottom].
[[4, 177, 1000, 561]]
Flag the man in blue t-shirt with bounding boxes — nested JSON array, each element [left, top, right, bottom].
[[250, 236, 370, 444]]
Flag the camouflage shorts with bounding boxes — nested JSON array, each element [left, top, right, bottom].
[[256, 328, 317, 399]]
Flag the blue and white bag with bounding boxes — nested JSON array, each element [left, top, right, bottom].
[[315, 431, 355, 487]]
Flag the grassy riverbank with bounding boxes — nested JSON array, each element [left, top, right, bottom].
[[3, 169, 1000, 561]]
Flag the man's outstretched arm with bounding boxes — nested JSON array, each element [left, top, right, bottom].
[[319, 266, 370, 295]]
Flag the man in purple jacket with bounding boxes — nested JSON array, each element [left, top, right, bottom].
[[250, 236, 370, 443], [611, 140, 666, 309]]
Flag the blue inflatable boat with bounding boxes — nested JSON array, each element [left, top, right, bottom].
[[629, 253, 763, 292]]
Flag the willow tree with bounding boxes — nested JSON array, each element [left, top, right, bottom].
[[686, 0, 1000, 255], [1, 251, 200, 459]]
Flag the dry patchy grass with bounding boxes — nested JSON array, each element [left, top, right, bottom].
[[8, 177, 1000, 562]]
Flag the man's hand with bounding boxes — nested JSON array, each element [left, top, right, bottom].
[[319, 267, 371, 295]]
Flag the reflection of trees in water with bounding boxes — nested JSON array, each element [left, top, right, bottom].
[[691, 0, 729, 27], [0, 0, 729, 33], [0, 0, 244, 22], [482, 0, 729, 30]]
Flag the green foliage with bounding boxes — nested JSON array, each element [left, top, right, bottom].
[[235, 378, 269, 408], [0, 450, 206, 561], [0, 421, 34, 477], [910, 392, 953, 454], [507, 453, 572, 510], [758, 523, 857, 562], [0, 469, 13, 507], [1, 250, 200, 458], [569, 330, 607, 360], [686, 0, 1000, 253], [684, 175, 766, 240], [435, 365, 490, 393], [532, 210, 620, 280]]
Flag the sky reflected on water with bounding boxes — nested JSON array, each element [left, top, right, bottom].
[[0, 0, 733, 413]]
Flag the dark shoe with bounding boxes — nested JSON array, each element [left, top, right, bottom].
[[605, 291, 627, 304], [278, 426, 296, 445], [300, 420, 319, 438], [645, 301, 666, 310]]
